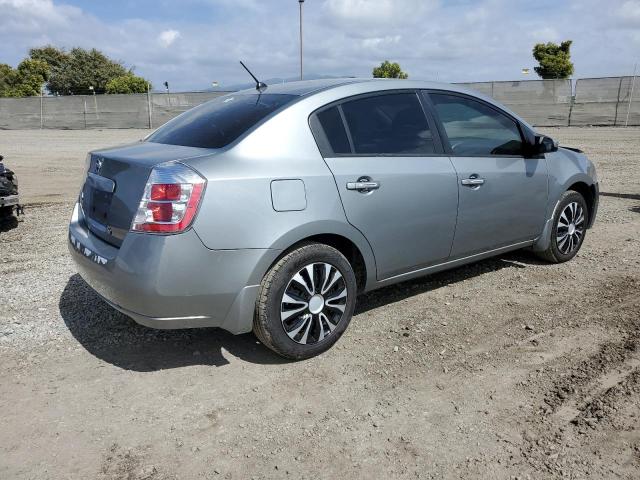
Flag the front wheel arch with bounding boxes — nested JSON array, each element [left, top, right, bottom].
[[567, 181, 597, 228], [534, 190, 589, 263]]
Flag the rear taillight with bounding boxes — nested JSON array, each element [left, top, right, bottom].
[[131, 162, 206, 234]]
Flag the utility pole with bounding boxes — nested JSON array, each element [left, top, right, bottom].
[[625, 63, 637, 127], [40, 84, 44, 129], [89, 86, 99, 120], [147, 82, 153, 129], [299, 0, 304, 81]]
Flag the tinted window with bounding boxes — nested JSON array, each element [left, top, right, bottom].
[[147, 94, 296, 149], [316, 106, 351, 154], [340, 93, 434, 155], [430, 93, 524, 156]]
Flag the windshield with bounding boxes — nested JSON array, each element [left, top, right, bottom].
[[147, 93, 297, 149]]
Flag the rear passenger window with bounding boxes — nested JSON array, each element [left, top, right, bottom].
[[429, 93, 524, 156], [340, 93, 435, 155], [316, 107, 351, 154]]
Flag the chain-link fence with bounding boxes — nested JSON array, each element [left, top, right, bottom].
[[0, 77, 638, 129]]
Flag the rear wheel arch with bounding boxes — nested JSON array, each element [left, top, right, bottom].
[[266, 233, 370, 293]]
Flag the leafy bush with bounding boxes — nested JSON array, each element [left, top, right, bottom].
[[106, 75, 150, 94]]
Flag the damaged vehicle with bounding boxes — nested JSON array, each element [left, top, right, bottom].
[[0, 155, 20, 218], [68, 78, 599, 359]]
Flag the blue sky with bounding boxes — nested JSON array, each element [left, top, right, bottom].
[[1, 0, 639, 91]]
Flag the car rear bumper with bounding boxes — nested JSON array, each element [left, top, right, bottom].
[[0, 194, 19, 207], [68, 202, 280, 334]]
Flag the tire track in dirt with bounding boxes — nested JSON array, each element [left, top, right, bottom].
[[516, 278, 640, 478]]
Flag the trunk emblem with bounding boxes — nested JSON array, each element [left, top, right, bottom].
[[95, 157, 104, 173]]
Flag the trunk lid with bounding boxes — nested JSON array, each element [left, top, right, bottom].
[[80, 141, 212, 247]]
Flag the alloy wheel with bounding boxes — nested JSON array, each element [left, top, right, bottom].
[[556, 201, 585, 255], [280, 262, 348, 345]]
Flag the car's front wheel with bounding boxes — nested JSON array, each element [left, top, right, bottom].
[[253, 242, 357, 359], [536, 190, 589, 263]]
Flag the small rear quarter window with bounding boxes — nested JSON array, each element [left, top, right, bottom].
[[315, 107, 352, 155]]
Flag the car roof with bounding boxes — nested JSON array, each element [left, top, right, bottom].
[[237, 78, 483, 97], [236, 78, 368, 96], [236, 78, 534, 131]]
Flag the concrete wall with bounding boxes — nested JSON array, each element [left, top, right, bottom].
[[0, 91, 228, 130], [456, 79, 572, 126]]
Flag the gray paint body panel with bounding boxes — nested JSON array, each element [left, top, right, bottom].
[[449, 156, 549, 257], [325, 155, 459, 279]]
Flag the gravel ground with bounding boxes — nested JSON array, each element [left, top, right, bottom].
[[0, 127, 639, 479]]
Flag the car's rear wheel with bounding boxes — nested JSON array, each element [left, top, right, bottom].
[[537, 190, 588, 263], [253, 242, 357, 359]]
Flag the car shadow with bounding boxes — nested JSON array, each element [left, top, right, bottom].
[[61, 251, 545, 371], [0, 214, 18, 233], [59, 274, 287, 371], [355, 250, 544, 315], [599, 192, 640, 201]]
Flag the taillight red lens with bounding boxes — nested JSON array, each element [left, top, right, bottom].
[[151, 183, 182, 201], [131, 163, 206, 234], [150, 202, 173, 222]]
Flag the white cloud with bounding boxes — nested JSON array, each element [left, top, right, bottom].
[[362, 35, 401, 49], [324, 0, 435, 25], [158, 29, 181, 48], [0, 0, 82, 31], [616, 0, 640, 26], [0, 0, 638, 90]]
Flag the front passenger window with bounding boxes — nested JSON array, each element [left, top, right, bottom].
[[430, 93, 524, 156]]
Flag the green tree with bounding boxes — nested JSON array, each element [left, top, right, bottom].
[[0, 64, 17, 96], [27, 46, 150, 95], [372, 60, 408, 79], [532, 40, 574, 79], [44, 47, 129, 95], [1, 45, 150, 97], [106, 74, 151, 94], [0, 59, 49, 97], [29, 45, 68, 71]]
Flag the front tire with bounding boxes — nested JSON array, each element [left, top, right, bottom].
[[253, 242, 357, 360], [536, 190, 588, 263]]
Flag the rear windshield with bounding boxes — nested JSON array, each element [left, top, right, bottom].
[[147, 93, 296, 149]]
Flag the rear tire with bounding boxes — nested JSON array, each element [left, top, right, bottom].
[[253, 242, 357, 360], [536, 190, 588, 263]]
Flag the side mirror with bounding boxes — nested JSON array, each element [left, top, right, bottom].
[[534, 135, 558, 154]]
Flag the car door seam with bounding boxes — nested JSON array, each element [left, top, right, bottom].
[[447, 156, 461, 259]]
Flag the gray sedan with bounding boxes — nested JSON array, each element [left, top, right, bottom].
[[68, 78, 598, 359]]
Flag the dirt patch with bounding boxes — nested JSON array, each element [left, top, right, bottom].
[[1, 127, 639, 479]]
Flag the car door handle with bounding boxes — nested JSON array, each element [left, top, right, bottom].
[[346, 178, 380, 192], [461, 176, 485, 187]]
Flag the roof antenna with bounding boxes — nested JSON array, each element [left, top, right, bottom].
[[240, 61, 267, 92]]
